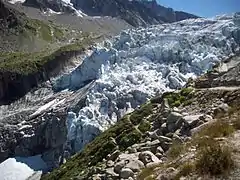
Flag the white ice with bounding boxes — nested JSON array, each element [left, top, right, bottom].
[[0, 155, 47, 180], [53, 15, 240, 152]]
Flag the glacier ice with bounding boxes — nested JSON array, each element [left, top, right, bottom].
[[0, 155, 47, 180], [54, 15, 240, 153]]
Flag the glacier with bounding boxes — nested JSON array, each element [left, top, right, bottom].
[[53, 14, 240, 153]]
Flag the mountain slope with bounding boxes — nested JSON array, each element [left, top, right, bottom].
[[22, 0, 198, 26], [0, 0, 66, 52]]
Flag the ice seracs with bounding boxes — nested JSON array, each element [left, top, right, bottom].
[[53, 15, 240, 153]]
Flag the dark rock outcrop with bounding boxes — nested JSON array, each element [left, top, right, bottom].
[[0, 109, 67, 170], [0, 0, 24, 31], [141, 0, 198, 23], [71, 0, 198, 26], [23, 0, 78, 14]]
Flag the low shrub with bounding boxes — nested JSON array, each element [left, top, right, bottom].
[[196, 141, 234, 176]]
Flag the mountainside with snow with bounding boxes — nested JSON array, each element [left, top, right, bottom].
[[18, 0, 198, 26]]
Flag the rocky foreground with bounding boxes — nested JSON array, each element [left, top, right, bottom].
[[42, 53, 240, 179]]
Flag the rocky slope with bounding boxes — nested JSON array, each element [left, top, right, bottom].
[[0, 12, 239, 180], [22, 0, 198, 26], [0, 0, 68, 52], [42, 54, 240, 180]]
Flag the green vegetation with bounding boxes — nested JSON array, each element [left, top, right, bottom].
[[138, 120, 151, 133], [23, 18, 64, 42], [0, 37, 92, 74], [130, 103, 154, 125], [196, 141, 234, 176], [164, 88, 194, 107]]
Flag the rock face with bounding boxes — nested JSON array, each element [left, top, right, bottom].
[[0, 109, 67, 170], [0, 0, 23, 31], [23, 0, 198, 26], [23, 0, 86, 16]]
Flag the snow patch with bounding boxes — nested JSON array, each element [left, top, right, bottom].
[[0, 155, 47, 180], [7, 0, 25, 4]]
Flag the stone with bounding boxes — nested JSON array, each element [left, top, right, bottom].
[[106, 160, 115, 168], [148, 130, 159, 140], [158, 136, 172, 143], [160, 123, 168, 135], [172, 134, 183, 144], [146, 161, 162, 168], [92, 174, 102, 180], [120, 168, 134, 178], [173, 107, 180, 112], [161, 142, 173, 151], [139, 151, 161, 165], [156, 146, 164, 154], [161, 157, 168, 162], [125, 159, 144, 172], [165, 132, 174, 138], [114, 160, 126, 174], [105, 167, 119, 177], [182, 115, 201, 129], [108, 150, 120, 161], [155, 153, 163, 159], [166, 112, 183, 124], [199, 114, 212, 122], [127, 147, 137, 153]]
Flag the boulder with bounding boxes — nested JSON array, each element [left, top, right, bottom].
[[120, 168, 134, 178], [125, 159, 144, 172], [156, 146, 164, 154], [161, 142, 173, 151], [166, 112, 183, 124], [105, 167, 119, 178], [138, 151, 161, 165], [114, 160, 126, 174], [148, 130, 159, 140], [182, 115, 202, 129]]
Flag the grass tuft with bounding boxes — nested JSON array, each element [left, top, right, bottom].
[[130, 103, 153, 125], [164, 88, 194, 107], [167, 142, 185, 159], [138, 120, 151, 133], [196, 141, 234, 176]]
